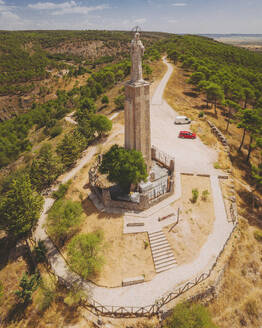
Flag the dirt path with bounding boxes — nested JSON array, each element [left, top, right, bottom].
[[34, 58, 235, 309]]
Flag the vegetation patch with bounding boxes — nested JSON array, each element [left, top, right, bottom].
[[163, 302, 217, 328], [67, 231, 104, 279], [46, 199, 83, 246]]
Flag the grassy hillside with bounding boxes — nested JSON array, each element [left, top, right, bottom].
[[0, 30, 169, 121]]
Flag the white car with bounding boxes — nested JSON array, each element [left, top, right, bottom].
[[174, 116, 191, 125]]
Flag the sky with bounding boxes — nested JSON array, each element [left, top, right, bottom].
[[0, 0, 262, 33]]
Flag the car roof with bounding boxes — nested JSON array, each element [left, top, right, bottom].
[[180, 131, 191, 133], [176, 116, 187, 119]]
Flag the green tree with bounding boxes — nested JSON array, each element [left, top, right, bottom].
[[225, 100, 240, 133], [77, 98, 96, 121], [244, 108, 262, 162], [52, 180, 72, 200], [243, 87, 255, 108], [91, 114, 112, 138], [114, 95, 125, 110], [67, 232, 104, 279], [0, 173, 43, 241], [99, 144, 148, 192], [30, 144, 63, 192], [206, 83, 224, 116], [164, 302, 217, 328], [0, 280, 4, 301], [47, 199, 83, 246], [189, 71, 205, 85], [77, 119, 96, 143], [56, 130, 87, 168], [15, 272, 40, 304], [101, 95, 109, 104]]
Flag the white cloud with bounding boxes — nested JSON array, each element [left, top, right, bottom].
[[172, 3, 187, 6], [28, 1, 109, 16], [28, 1, 77, 10], [52, 4, 109, 15], [0, 0, 15, 12]]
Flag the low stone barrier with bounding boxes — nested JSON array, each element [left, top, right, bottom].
[[122, 276, 145, 287], [158, 213, 174, 222], [196, 174, 210, 177], [207, 120, 229, 150], [127, 222, 145, 227], [218, 175, 229, 179]]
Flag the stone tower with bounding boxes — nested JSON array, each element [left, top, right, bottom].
[[124, 32, 151, 171]]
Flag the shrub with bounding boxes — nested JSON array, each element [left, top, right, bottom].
[[198, 111, 205, 118], [50, 125, 63, 138], [114, 95, 125, 110], [36, 275, 56, 313], [64, 285, 87, 309], [213, 162, 220, 169], [33, 241, 47, 263], [0, 280, 3, 300], [191, 188, 199, 203], [101, 95, 109, 104], [47, 199, 83, 246], [254, 230, 262, 242], [52, 180, 71, 200], [201, 189, 209, 201], [15, 272, 40, 304], [67, 232, 104, 279], [164, 302, 217, 328]]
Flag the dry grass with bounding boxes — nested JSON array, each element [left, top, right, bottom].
[[164, 175, 215, 265], [75, 199, 155, 287], [208, 219, 262, 328]]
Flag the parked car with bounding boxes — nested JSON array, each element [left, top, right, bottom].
[[179, 131, 196, 139], [174, 116, 191, 124]]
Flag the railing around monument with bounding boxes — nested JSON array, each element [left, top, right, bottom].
[[151, 145, 175, 170]]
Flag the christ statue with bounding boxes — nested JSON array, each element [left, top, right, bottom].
[[130, 32, 145, 82]]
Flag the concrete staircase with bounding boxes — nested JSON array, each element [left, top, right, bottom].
[[148, 230, 177, 273]]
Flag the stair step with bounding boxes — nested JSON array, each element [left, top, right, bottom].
[[149, 231, 163, 237], [149, 230, 163, 235], [156, 263, 176, 273], [155, 258, 177, 268], [151, 246, 172, 255], [151, 242, 170, 251], [150, 239, 169, 247], [153, 254, 175, 264], [149, 235, 166, 242], [153, 250, 174, 259], [151, 246, 170, 253], [155, 257, 176, 267]]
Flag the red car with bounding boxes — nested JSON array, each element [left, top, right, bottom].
[[179, 131, 196, 139]]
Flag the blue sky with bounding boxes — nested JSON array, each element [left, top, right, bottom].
[[0, 0, 261, 33]]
